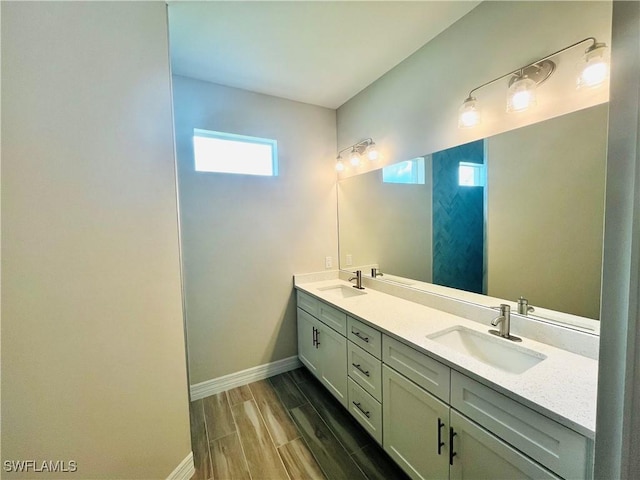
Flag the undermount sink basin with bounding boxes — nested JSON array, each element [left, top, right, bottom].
[[427, 326, 546, 374], [318, 284, 367, 299]]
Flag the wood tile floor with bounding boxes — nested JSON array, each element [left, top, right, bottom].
[[189, 367, 409, 480]]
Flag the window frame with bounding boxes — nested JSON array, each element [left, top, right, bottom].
[[192, 128, 279, 177], [458, 161, 485, 187], [382, 157, 426, 185]]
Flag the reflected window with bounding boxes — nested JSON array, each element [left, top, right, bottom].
[[382, 157, 425, 184], [458, 162, 485, 187], [193, 128, 278, 176]]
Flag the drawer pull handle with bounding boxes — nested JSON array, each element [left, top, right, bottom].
[[437, 418, 445, 455], [352, 401, 371, 418], [351, 363, 370, 377], [449, 427, 457, 466], [352, 330, 370, 343]]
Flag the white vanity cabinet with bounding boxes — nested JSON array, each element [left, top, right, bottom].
[[448, 410, 559, 480], [383, 364, 450, 479], [384, 364, 557, 479], [296, 291, 348, 407], [295, 287, 592, 480], [450, 371, 590, 480], [382, 337, 560, 480], [347, 316, 384, 443]]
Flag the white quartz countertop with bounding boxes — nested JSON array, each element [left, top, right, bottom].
[[295, 278, 598, 438]]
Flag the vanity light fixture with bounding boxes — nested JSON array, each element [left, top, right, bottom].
[[335, 138, 378, 171], [458, 96, 481, 128], [458, 37, 608, 128], [577, 42, 609, 89]]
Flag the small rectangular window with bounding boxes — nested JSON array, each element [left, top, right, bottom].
[[458, 162, 485, 187], [193, 129, 278, 176], [382, 158, 425, 184]]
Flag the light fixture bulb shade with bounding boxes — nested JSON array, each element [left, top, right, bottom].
[[507, 76, 537, 113], [367, 144, 379, 161], [335, 158, 345, 172], [458, 97, 481, 128], [577, 43, 608, 89], [349, 150, 361, 167]]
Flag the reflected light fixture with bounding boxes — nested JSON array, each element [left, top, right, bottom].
[[335, 138, 378, 171], [349, 148, 361, 167], [458, 37, 608, 128]]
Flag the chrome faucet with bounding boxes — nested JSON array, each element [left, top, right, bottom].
[[489, 304, 522, 342], [349, 270, 364, 290], [517, 296, 535, 315], [371, 268, 384, 278]]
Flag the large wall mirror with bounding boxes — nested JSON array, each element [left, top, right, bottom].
[[338, 102, 608, 331]]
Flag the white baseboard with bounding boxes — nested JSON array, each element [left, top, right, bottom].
[[190, 355, 302, 400], [166, 452, 195, 480]]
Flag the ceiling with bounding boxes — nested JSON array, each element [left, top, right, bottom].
[[167, 1, 480, 109]]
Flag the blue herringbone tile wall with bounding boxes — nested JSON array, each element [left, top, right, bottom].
[[432, 140, 485, 294]]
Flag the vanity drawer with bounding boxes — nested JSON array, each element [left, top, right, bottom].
[[383, 335, 450, 403], [297, 290, 318, 317], [348, 377, 382, 444], [348, 341, 382, 402], [450, 371, 589, 480], [318, 301, 347, 335], [348, 316, 381, 359]]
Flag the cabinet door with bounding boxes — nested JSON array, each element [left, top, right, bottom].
[[297, 308, 319, 376], [382, 365, 449, 480], [449, 410, 559, 480], [317, 323, 348, 407]]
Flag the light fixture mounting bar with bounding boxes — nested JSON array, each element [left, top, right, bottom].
[[465, 36, 599, 99], [337, 138, 374, 157]]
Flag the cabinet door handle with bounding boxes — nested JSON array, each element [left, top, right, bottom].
[[352, 401, 371, 418], [351, 363, 370, 377], [449, 427, 457, 466], [351, 330, 370, 343], [312, 327, 317, 347], [315, 329, 320, 348], [437, 418, 445, 455]]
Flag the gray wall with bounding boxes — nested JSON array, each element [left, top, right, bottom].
[[172, 76, 338, 384], [487, 104, 608, 319], [1, 2, 191, 478], [595, 2, 640, 478], [337, 164, 432, 281]]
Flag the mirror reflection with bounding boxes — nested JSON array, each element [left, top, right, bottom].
[[338, 103, 608, 323]]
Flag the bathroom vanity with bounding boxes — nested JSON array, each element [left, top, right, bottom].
[[294, 273, 597, 480]]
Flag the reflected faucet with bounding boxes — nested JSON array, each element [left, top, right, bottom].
[[349, 270, 364, 290], [371, 268, 384, 278], [517, 296, 535, 316], [489, 304, 522, 342]]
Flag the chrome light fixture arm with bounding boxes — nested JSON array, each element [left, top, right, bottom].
[[335, 138, 378, 171], [458, 36, 606, 128], [464, 37, 599, 101], [336, 138, 376, 158]]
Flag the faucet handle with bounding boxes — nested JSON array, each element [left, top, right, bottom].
[[517, 296, 535, 315]]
